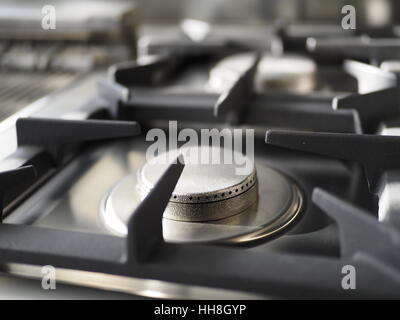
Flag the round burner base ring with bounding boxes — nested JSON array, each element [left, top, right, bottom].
[[100, 162, 304, 245]]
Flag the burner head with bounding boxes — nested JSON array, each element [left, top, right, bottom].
[[380, 60, 400, 73], [139, 146, 258, 222], [208, 53, 317, 94]]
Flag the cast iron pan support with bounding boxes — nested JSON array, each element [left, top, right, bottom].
[[0, 166, 36, 222], [214, 52, 261, 125], [333, 60, 400, 128], [0, 117, 141, 220], [266, 130, 400, 194], [100, 52, 361, 133], [16, 117, 141, 165], [0, 156, 399, 297]]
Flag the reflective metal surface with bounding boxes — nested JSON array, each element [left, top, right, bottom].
[[0, 72, 77, 123], [4, 263, 264, 300], [0, 1, 137, 42], [208, 53, 317, 94], [378, 123, 400, 228]]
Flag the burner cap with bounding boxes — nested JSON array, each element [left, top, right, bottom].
[[139, 146, 257, 221], [380, 60, 400, 73], [208, 53, 317, 94]]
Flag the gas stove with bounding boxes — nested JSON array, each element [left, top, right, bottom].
[[1, 18, 400, 300]]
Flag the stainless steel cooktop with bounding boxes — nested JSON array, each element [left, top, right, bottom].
[[1, 3, 400, 299]]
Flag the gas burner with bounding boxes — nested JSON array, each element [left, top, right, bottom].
[[208, 53, 317, 94], [380, 60, 400, 73], [140, 146, 258, 222], [101, 146, 303, 244]]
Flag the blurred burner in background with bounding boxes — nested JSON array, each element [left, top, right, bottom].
[[208, 53, 317, 94]]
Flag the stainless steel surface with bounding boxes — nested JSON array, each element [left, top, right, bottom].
[[137, 24, 280, 57], [378, 124, 400, 228], [0, 268, 135, 300], [0, 1, 137, 42], [0, 72, 77, 123], [378, 171, 400, 228], [380, 60, 400, 73], [208, 53, 317, 94], [0, 71, 102, 161], [4, 263, 264, 300], [1, 44, 131, 71], [343, 59, 397, 94]]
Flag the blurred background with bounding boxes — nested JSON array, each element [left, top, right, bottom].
[[136, 0, 395, 26], [0, 0, 398, 122], [1, 0, 398, 25]]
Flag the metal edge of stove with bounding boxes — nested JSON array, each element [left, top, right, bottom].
[[377, 123, 400, 229], [2, 263, 267, 300], [0, 70, 104, 161]]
